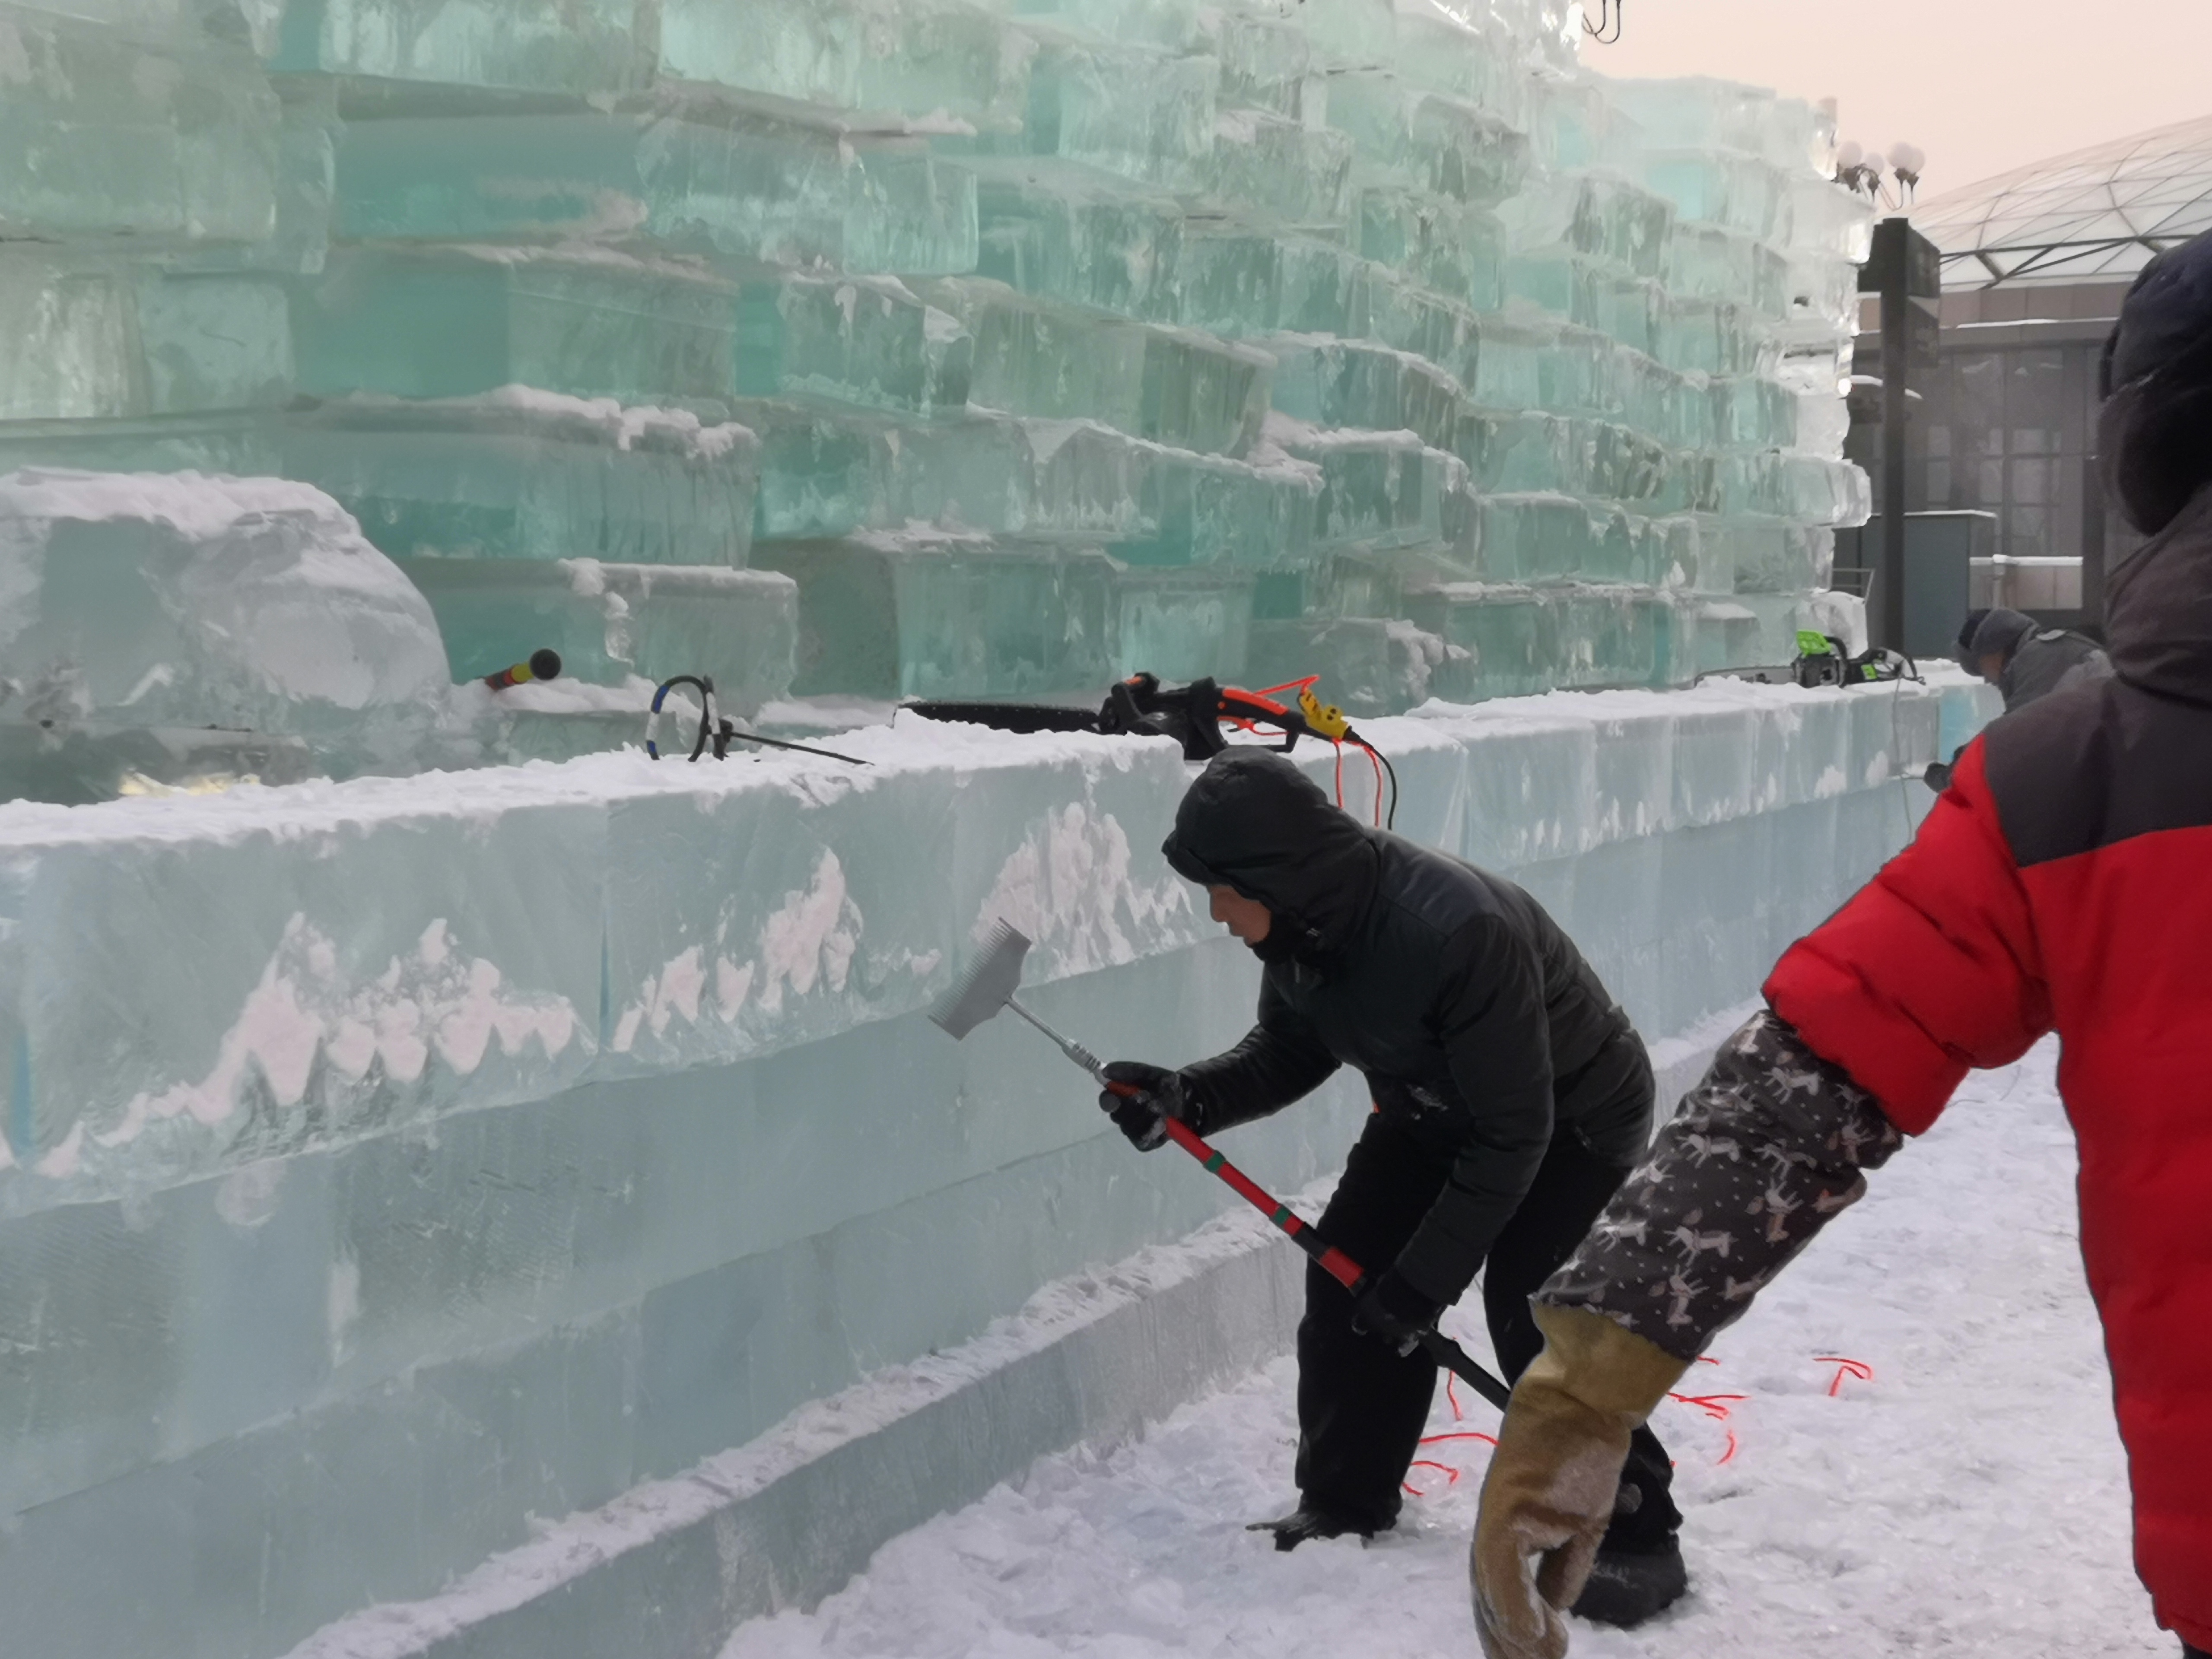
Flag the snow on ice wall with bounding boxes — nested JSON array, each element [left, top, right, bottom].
[[1, 0, 1873, 804], [0, 675, 1996, 1659]]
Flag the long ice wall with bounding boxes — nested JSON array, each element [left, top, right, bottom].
[[0, 675, 1993, 1657]]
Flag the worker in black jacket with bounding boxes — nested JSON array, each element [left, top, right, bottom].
[[1101, 749, 1683, 1626]]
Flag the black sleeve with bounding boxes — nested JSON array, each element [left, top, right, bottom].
[[1393, 915, 1556, 1305], [1179, 972, 1341, 1134], [1536, 1011, 1904, 1362]]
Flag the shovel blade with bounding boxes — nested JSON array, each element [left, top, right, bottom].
[[929, 920, 1032, 1040]]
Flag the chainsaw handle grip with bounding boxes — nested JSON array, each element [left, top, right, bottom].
[[1104, 1080, 1143, 1097]]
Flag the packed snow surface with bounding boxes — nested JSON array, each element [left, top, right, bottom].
[[722, 1040, 2169, 1659]]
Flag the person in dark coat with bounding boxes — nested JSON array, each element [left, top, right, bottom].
[[1954, 605, 2110, 710], [1471, 232, 2212, 1659], [1101, 748, 1684, 1625]]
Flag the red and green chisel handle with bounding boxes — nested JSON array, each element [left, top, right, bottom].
[[1103, 1078, 1513, 1412]]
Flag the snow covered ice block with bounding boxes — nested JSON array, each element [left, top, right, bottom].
[[292, 245, 735, 405], [332, 105, 979, 276], [1712, 451, 1871, 527], [1274, 423, 1451, 553], [1175, 223, 1364, 340], [0, 5, 278, 245], [735, 273, 970, 417], [283, 392, 759, 567], [1015, 36, 1218, 192], [395, 557, 796, 711], [657, 0, 1033, 131], [1476, 496, 1668, 584], [1355, 188, 1506, 313], [0, 471, 451, 798], [0, 259, 292, 423], [1326, 75, 1530, 209], [758, 531, 1118, 699], [926, 279, 1271, 457], [1409, 584, 1681, 702], [970, 161, 1185, 321], [1264, 335, 1466, 456], [1202, 108, 1354, 231], [266, 0, 648, 99]]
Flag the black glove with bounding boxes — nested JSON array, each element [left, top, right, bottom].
[[1099, 1060, 1195, 1152], [1351, 1269, 1444, 1358], [1923, 760, 1953, 792]]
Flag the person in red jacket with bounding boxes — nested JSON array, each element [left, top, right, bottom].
[[1469, 229, 2212, 1659]]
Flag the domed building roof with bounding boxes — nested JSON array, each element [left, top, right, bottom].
[[1913, 113, 2212, 289]]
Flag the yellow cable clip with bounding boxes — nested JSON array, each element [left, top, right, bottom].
[[1297, 684, 1351, 742]]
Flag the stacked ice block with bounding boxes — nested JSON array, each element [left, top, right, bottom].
[[1, 0, 1871, 791]]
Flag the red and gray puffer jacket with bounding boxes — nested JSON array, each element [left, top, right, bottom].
[[1541, 482, 2212, 1646]]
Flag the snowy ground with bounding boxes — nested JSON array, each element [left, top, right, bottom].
[[723, 1040, 2173, 1659]]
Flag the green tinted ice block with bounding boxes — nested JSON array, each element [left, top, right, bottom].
[[1655, 296, 1764, 377], [0, 413, 283, 477], [1477, 495, 1667, 583], [928, 279, 1270, 456], [1710, 376, 1798, 451], [1712, 452, 1869, 526], [1354, 189, 1505, 313], [736, 400, 1156, 543], [1666, 224, 1791, 318], [1205, 108, 1353, 230], [1277, 426, 1451, 553], [1606, 77, 1829, 175], [1469, 413, 1669, 509], [268, 0, 646, 98], [285, 394, 759, 566], [1121, 448, 1319, 569], [758, 532, 1118, 698], [1327, 75, 1530, 208], [658, 0, 1033, 130], [1388, 6, 1517, 119], [333, 104, 979, 276], [294, 246, 735, 403], [735, 274, 970, 416], [0, 259, 290, 422], [0, 5, 277, 245], [396, 557, 797, 710], [1020, 38, 1217, 191], [1211, 10, 1320, 121], [1724, 523, 1833, 594], [1176, 224, 1362, 338], [1413, 583, 1678, 701], [971, 161, 1185, 320], [1116, 567, 1254, 680], [1263, 337, 1464, 455], [1644, 150, 1791, 241]]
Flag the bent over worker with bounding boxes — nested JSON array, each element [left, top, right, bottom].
[[1471, 231, 2212, 1659], [1103, 749, 1684, 1627]]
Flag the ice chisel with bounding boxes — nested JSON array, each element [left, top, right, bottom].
[[930, 920, 1513, 1413]]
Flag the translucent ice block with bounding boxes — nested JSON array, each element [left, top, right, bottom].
[[1272, 422, 1452, 553], [293, 245, 735, 404], [395, 557, 797, 712], [1412, 583, 1676, 701], [284, 392, 760, 566], [1246, 614, 1452, 718], [1327, 76, 1530, 208], [1210, 9, 1321, 121], [1019, 36, 1218, 191], [1477, 495, 1667, 583], [736, 274, 971, 416], [332, 104, 980, 276], [0, 259, 291, 422], [1263, 336, 1465, 456], [1354, 188, 1506, 313], [1709, 376, 1799, 451], [658, 0, 1033, 131], [927, 279, 1271, 456], [0, 5, 278, 245], [266, 0, 648, 99], [1204, 108, 1354, 230], [1665, 224, 1792, 319], [1119, 447, 1320, 569], [1176, 225, 1363, 339], [970, 160, 1185, 320], [1607, 77, 1829, 175], [0, 470, 450, 779], [1496, 171, 1673, 281], [1113, 567, 1255, 681], [1643, 150, 1791, 241], [758, 531, 1119, 698]]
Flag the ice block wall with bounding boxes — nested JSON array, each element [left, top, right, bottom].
[[0, 676, 1995, 1659], [2, 0, 1872, 803]]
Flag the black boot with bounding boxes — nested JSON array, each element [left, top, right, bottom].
[[1570, 1535, 1689, 1627], [1246, 1503, 1387, 1552]]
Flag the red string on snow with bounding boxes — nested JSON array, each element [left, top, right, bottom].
[[1717, 1430, 1739, 1465], [1446, 1374, 1464, 1421], [1695, 1355, 1722, 1366], [1666, 1392, 1747, 1421], [1817, 1356, 1874, 1397], [1418, 1431, 1499, 1449]]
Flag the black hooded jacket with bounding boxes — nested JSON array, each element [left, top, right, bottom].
[[1160, 751, 1651, 1305]]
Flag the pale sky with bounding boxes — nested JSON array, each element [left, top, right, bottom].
[[1585, 1, 2212, 202]]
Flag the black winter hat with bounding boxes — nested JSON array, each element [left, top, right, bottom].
[[2097, 229, 2212, 536], [1955, 607, 2034, 667]]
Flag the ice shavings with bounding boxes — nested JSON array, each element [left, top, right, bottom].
[[756, 850, 861, 1015], [93, 913, 583, 1153], [973, 804, 1192, 976]]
